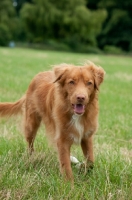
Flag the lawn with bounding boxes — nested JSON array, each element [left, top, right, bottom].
[[0, 47, 132, 200]]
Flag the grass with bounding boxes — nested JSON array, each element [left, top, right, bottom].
[[0, 47, 132, 200]]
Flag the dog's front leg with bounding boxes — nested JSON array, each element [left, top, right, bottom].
[[81, 136, 94, 168], [57, 138, 73, 182]]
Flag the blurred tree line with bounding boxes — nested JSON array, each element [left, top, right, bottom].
[[0, 0, 132, 53]]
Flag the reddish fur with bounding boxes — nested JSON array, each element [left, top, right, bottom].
[[0, 96, 25, 117], [0, 62, 105, 182]]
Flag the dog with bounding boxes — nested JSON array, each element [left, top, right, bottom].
[[0, 62, 105, 182]]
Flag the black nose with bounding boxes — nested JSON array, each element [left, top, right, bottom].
[[76, 95, 85, 101]]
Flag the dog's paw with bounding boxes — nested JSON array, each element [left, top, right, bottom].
[[76, 161, 94, 174], [70, 156, 80, 164], [70, 156, 94, 174]]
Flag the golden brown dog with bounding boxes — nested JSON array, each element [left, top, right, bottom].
[[0, 62, 105, 182]]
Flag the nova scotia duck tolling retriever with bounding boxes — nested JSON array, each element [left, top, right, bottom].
[[0, 62, 105, 182]]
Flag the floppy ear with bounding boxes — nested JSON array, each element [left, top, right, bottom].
[[86, 62, 105, 90], [53, 63, 70, 84], [94, 66, 105, 89]]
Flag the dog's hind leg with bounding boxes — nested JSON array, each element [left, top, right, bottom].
[[24, 110, 41, 154]]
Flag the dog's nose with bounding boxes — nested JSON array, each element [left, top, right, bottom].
[[76, 95, 85, 101]]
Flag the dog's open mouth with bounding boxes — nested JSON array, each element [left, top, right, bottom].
[[72, 104, 85, 115]]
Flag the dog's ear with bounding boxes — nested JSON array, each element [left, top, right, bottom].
[[86, 62, 105, 90], [53, 64, 70, 84], [94, 66, 105, 90]]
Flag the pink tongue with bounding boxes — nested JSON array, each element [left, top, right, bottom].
[[74, 104, 85, 114]]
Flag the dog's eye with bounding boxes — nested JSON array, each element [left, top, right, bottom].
[[69, 80, 75, 85], [87, 81, 92, 86]]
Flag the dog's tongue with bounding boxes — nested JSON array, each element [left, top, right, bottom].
[[74, 104, 85, 114]]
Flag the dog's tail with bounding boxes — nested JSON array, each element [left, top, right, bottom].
[[0, 95, 26, 117]]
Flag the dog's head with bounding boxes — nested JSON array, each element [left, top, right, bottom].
[[54, 62, 105, 115]]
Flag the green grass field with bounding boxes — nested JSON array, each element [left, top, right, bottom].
[[0, 47, 132, 200]]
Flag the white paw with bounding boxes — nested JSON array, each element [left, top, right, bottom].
[[70, 156, 80, 164]]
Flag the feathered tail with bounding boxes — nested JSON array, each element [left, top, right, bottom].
[[0, 95, 26, 117]]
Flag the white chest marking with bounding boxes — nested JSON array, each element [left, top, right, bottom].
[[70, 114, 84, 144]]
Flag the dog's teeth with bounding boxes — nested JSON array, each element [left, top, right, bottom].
[[70, 156, 80, 164]]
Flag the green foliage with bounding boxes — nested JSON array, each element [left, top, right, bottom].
[[20, 0, 107, 49], [20, 0, 60, 41], [1, 0, 132, 52], [0, 0, 17, 46], [98, 0, 132, 51], [15, 0, 32, 13], [0, 24, 11, 46], [103, 45, 124, 54]]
